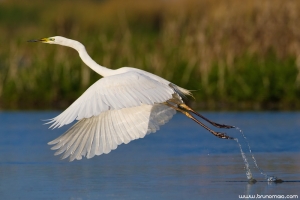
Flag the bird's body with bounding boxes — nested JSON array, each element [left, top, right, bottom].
[[29, 36, 234, 161]]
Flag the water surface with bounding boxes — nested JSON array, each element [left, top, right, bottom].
[[0, 112, 299, 199]]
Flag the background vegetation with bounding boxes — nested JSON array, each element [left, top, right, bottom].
[[1, 0, 300, 110]]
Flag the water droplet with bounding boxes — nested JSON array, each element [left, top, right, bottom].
[[234, 138, 253, 180], [234, 127, 282, 182]]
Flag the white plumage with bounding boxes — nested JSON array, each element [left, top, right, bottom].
[[46, 71, 176, 129], [49, 104, 175, 161], [29, 36, 192, 161]]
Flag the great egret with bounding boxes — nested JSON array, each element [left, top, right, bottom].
[[28, 36, 234, 161]]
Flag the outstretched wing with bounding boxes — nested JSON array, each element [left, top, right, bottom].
[[48, 104, 176, 161], [47, 71, 175, 129]]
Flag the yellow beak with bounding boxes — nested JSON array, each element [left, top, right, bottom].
[[27, 38, 49, 43]]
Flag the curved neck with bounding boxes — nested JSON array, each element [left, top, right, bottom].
[[62, 39, 114, 77]]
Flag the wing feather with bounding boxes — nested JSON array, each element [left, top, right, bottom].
[[91, 119, 101, 157], [114, 109, 131, 144], [70, 121, 93, 161], [48, 104, 176, 161], [47, 71, 175, 128]]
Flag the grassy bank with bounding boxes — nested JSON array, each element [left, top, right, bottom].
[[0, 0, 300, 110]]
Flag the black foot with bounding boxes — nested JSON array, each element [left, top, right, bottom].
[[213, 123, 235, 129], [214, 132, 234, 140], [274, 179, 284, 183], [248, 178, 257, 184]]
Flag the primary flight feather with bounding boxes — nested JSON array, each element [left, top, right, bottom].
[[29, 36, 234, 161]]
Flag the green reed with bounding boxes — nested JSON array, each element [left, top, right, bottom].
[[0, 0, 300, 110]]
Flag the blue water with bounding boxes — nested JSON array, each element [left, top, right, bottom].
[[0, 111, 300, 199]]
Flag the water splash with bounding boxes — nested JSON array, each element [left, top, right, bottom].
[[234, 138, 253, 180], [234, 126, 279, 182]]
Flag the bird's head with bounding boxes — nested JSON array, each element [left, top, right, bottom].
[[28, 36, 84, 51], [28, 36, 67, 45]]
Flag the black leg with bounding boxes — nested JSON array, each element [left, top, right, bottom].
[[179, 104, 235, 129], [165, 102, 234, 140]]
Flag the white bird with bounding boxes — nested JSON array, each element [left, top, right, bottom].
[[29, 36, 234, 161]]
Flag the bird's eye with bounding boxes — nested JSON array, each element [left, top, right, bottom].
[[49, 38, 55, 41]]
